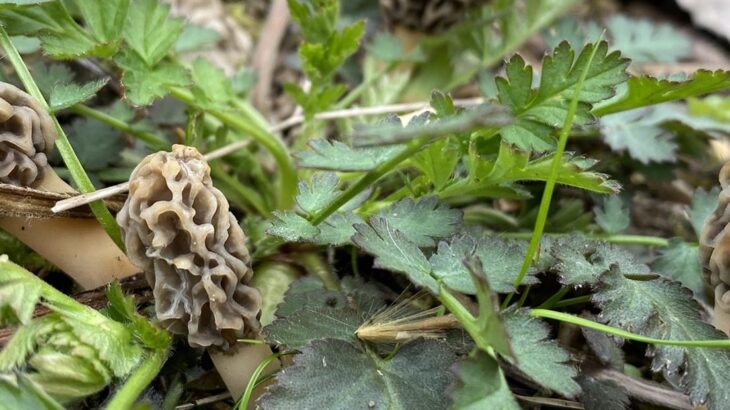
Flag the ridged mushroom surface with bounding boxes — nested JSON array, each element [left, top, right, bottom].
[[117, 145, 261, 348], [0, 82, 56, 187], [700, 162, 730, 333]]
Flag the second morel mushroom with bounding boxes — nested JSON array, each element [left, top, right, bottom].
[[117, 144, 262, 348], [700, 162, 730, 335]]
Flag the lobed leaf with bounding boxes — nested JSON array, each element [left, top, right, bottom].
[[594, 195, 629, 235], [450, 352, 519, 410], [296, 139, 405, 171]]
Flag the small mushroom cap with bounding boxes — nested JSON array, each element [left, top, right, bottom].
[[118, 145, 261, 348], [0, 82, 57, 187], [700, 162, 730, 330]]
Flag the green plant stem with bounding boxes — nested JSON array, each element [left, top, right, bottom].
[[531, 309, 730, 348], [299, 252, 341, 291], [237, 352, 283, 409], [0, 26, 124, 249], [552, 295, 592, 308], [502, 232, 670, 248], [70, 104, 170, 149], [167, 86, 297, 209], [210, 162, 270, 216], [310, 135, 429, 225], [438, 285, 489, 352], [537, 287, 570, 309], [106, 348, 169, 410], [333, 62, 397, 110], [511, 39, 604, 295]]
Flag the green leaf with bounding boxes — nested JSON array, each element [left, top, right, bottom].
[[594, 270, 730, 409], [267, 211, 320, 242], [49, 78, 108, 111], [296, 139, 405, 171], [11, 35, 40, 53], [287, 0, 338, 44], [378, 197, 462, 247], [76, 0, 129, 44], [353, 217, 438, 293], [271, 277, 349, 319], [0, 373, 63, 410], [689, 187, 720, 238], [116, 51, 189, 106], [594, 70, 730, 116], [503, 308, 581, 397], [367, 32, 424, 63], [265, 306, 360, 350], [174, 24, 219, 53], [594, 195, 629, 235], [64, 117, 124, 171], [577, 375, 630, 410], [496, 41, 629, 151], [599, 107, 678, 163], [30, 62, 74, 98], [606, 15, 691, 64], [451, 352, 519, 410], [0, 276, 42, 325], [122, 0, 184, 66], [296, 172, 341, 215], [259, 338, 457, 410], [549, 234, 650, 285], [430, 234, 538, 294], [653, 239, 704, 299], [190, 58, 235, 109], [0, 0, 54, 3], [105, 282, 171, 350]]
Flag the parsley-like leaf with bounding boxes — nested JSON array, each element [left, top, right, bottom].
[[49, 78, 108, 111], [115, 50, 189, 106], [606, 15, 691, 64], [296, 139, 404, 171], [503, 308, 581, 397], [594, 270, 730, 409], [122, 0, 183, 66], [594, 195, 629, 235], [451, 352, 520, 410], [653, 239, 704, 299], [378, 197, 462, 247]]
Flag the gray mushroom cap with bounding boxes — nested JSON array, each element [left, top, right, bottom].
[[117, 145, 261, 349], [0, 82, 56, 187]]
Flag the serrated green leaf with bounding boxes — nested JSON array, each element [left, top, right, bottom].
[[272, 277, 349, 319], [378, 197, 462, 247], [451, 352, 519, 410], [431, 234, 538, 294], [0, 277, 42, 325], [314, 212, 363, 246], [594, 70, 730, 116], [353, 217, 438, 292], [496, 41, 629, 151], [28, 349, 111, 401], [11, 35, 41, 53], [49, 78, 108, 111], [30, 62, 74, 98], [653, 239, 704, 299], [259, 338, 457, 410], [190, 58, 235, 109], [116, 51, 189, 106], [689, 187, 720, 238], [296, 139, 405, 171], [594, 195, 629, 235], [577, 375, 630, 410], [174, 24, 220, 53], [594, 270, 730, 409], [297, 172, 340, 215], [549, 234, 650, 285], [122, 0, 184, 66], [64, 117, 124, 171], [503, 308, 580, 397], [76, 0, 129, 45], [599, 106, 682, 164], [265, 307, 360, 349], [606, 15, 691, 64], [267, 211, 320, 242]]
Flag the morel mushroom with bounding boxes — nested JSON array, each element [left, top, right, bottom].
[[0, 82, 137, 289], [117, 145, 262, 348], [700, 162, 730, 335], [0, 82, 54, 187]]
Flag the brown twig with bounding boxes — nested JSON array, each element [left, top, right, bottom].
[[250, 0, 290, 116], [593, 368, 692, 410]]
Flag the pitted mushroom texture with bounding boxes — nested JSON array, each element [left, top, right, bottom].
[[117, 145, 261, 348], [700, 162, 730, 315], [0, 82, 56, 186]]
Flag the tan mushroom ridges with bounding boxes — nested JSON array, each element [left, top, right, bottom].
[[0, 82, 55, 187], [117, 145, 262, 348], [700, 162, 730, 335]]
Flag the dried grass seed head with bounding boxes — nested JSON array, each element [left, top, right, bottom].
[[0, 82, 56, 187], [117, 145, 261, 348]]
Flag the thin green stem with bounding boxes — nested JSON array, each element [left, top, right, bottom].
[[310, 136, 429, 225], [552, 295, 592, 308], [512, 39, 604, 293], [105, 348, 169, 410], [168, 87, 297, 209], [537, 287, 569, 309], [237, 353, 283, 410], [0, 26, 123, 248], [502, 232, 670, 248], [333, 62, 397, 110], [210, 162, 270, 216], [531, 309, 730, 348], [70, 104, 169, 149], [299, 252, 340, 291], [438, 286, 487, 351]]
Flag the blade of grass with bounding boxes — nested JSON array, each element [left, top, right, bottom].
[[0, 26, 124, 249], [506, 37, 605, 307]]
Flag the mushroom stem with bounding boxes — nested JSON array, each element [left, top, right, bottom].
[[209, 344, 279, 403], [1, 171, 138, 290]]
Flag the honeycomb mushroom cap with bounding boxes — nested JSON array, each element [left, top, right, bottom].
[[700, 162, 730, 318], [0, 82, 56, 187], [117, 145, 261, 348]]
